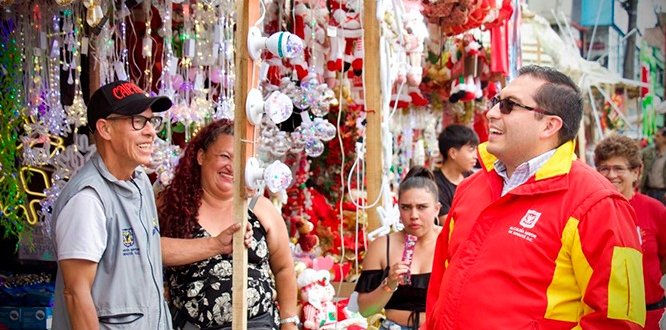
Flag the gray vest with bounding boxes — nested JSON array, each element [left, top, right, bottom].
[[51, 153, 171, 330]]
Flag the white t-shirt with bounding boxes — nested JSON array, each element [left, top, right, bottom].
[[55, 187, 107, 262]]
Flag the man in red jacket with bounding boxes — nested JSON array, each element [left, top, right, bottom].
[[425, 65, 645, 329]]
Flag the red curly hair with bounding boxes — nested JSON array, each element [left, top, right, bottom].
[[157, 119, 235, 238]]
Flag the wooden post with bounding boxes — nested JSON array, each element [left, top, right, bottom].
[[232, 0, 259, 328], [363, 0, 382, 233]]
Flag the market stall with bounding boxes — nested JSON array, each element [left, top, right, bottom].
[[0, 0, 524, 328]]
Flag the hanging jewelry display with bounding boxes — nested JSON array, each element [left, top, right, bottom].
[[213, 0, 236, 120]]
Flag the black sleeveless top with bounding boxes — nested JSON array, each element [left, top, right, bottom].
[[354, 236, 429, 328]]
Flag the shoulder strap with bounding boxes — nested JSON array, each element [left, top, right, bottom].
[[248, 195, 260, 211], [385, 235, 391, 267], [382, 236, 391, 278]]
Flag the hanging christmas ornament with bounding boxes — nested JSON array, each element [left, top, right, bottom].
[[83, 0, 104, 27], [265, 91, 294, 124], [304, 138, 324, 158], [245, 158, 293, 193], [270, 131, 291, 157], [313, 118, 336, 142], [263, 160, 293, 192], [150, 138, 182, 186], [289, 130, 306, 153]]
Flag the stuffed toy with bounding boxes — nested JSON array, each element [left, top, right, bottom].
[[295, 215, 319, 252], [383, 0, 429, 109], [327, 0, 362, 74], [298, 269, 338, 329], [403, 0, 429, 107]]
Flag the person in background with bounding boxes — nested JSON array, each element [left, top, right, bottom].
[[51, 81, 175, 329], [434, 124, 479, 223], [640, 126, 666, 205], [594, 134, 666, 330], [426, 65, 645, 329], [158, 119, 298, 330], [355, 166, 441, 330]]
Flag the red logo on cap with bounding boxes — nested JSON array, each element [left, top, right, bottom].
[[112, 82, 144, 100]]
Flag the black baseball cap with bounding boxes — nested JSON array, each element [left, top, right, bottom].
[[87, 81, 173, 132]]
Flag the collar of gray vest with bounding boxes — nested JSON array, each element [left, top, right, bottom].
[[91, 152, 147, 198]]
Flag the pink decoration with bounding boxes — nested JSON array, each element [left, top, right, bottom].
[[312, 256, 334, 271], [172, 74, 184, 90], [210, 68, 223, 84]]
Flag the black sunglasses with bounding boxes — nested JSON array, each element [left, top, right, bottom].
[[106, 115, 163, 130], [490, 96, 556, 116]]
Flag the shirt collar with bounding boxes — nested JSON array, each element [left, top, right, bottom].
[[494, 149, 557, 196]]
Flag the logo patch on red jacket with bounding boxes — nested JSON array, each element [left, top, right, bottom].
[[519, 209, 541, 229]]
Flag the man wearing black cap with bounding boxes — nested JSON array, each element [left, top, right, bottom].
[[50, 81, 175, 329]]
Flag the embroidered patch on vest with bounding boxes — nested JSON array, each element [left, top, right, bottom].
[[122, 228, 135, 247]]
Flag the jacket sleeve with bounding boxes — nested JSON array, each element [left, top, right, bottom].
[[655, 204, 666, 271], [425, 215, 451, 330], [575, 192, 645, 329]]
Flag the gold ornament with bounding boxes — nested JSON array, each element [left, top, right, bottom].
[[83, 0, 104, 27], [0, 0, 15, 7], [55, 0, 76, 6]]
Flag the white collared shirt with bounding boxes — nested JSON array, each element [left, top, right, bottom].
[[494, 149, 557, 196]]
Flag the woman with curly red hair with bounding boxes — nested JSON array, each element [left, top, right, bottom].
[[158, 119, 298, 330]]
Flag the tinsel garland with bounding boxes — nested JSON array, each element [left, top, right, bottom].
[[0, 17, 27, 239]]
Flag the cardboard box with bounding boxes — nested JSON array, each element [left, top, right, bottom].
[[21, 307, 52, 330], [331, 281, 356, 299], [0, 307, 21, 330]]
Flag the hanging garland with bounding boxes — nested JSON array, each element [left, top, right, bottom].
[[0, 16, 28, 239]]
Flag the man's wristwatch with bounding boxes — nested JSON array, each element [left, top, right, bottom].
[[382, 277, 397, 293], [279, 315, 301, 326]]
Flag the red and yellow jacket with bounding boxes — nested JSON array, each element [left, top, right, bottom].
[[426, 141, 645, 330]]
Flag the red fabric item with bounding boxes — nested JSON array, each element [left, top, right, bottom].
[[266, 64, 282, 86], [490, 23, 508, 75], [294, 7, 306, 39], [327, 58, 343, 72], [389, 99, 410, 109], [426, 141, 644, 329], [472, 111, 488, 143], [410, 90, 429, 106], [294, 64, 309, 80], [484, 0, 513, 29], [630, 192, 666, 329], [641, 65, 650, 97]]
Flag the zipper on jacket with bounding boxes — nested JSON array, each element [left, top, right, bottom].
[[130, 178, 163, 330]]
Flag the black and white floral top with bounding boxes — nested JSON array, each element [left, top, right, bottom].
[[167, 211, 279, 329]]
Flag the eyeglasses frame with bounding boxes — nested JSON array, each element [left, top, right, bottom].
[[105, 114, 163, 131], [489, 96, 558, 116]]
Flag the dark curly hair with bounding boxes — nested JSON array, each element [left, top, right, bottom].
[[158, 119, 235, 238], [593, 134, 642, 170]]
